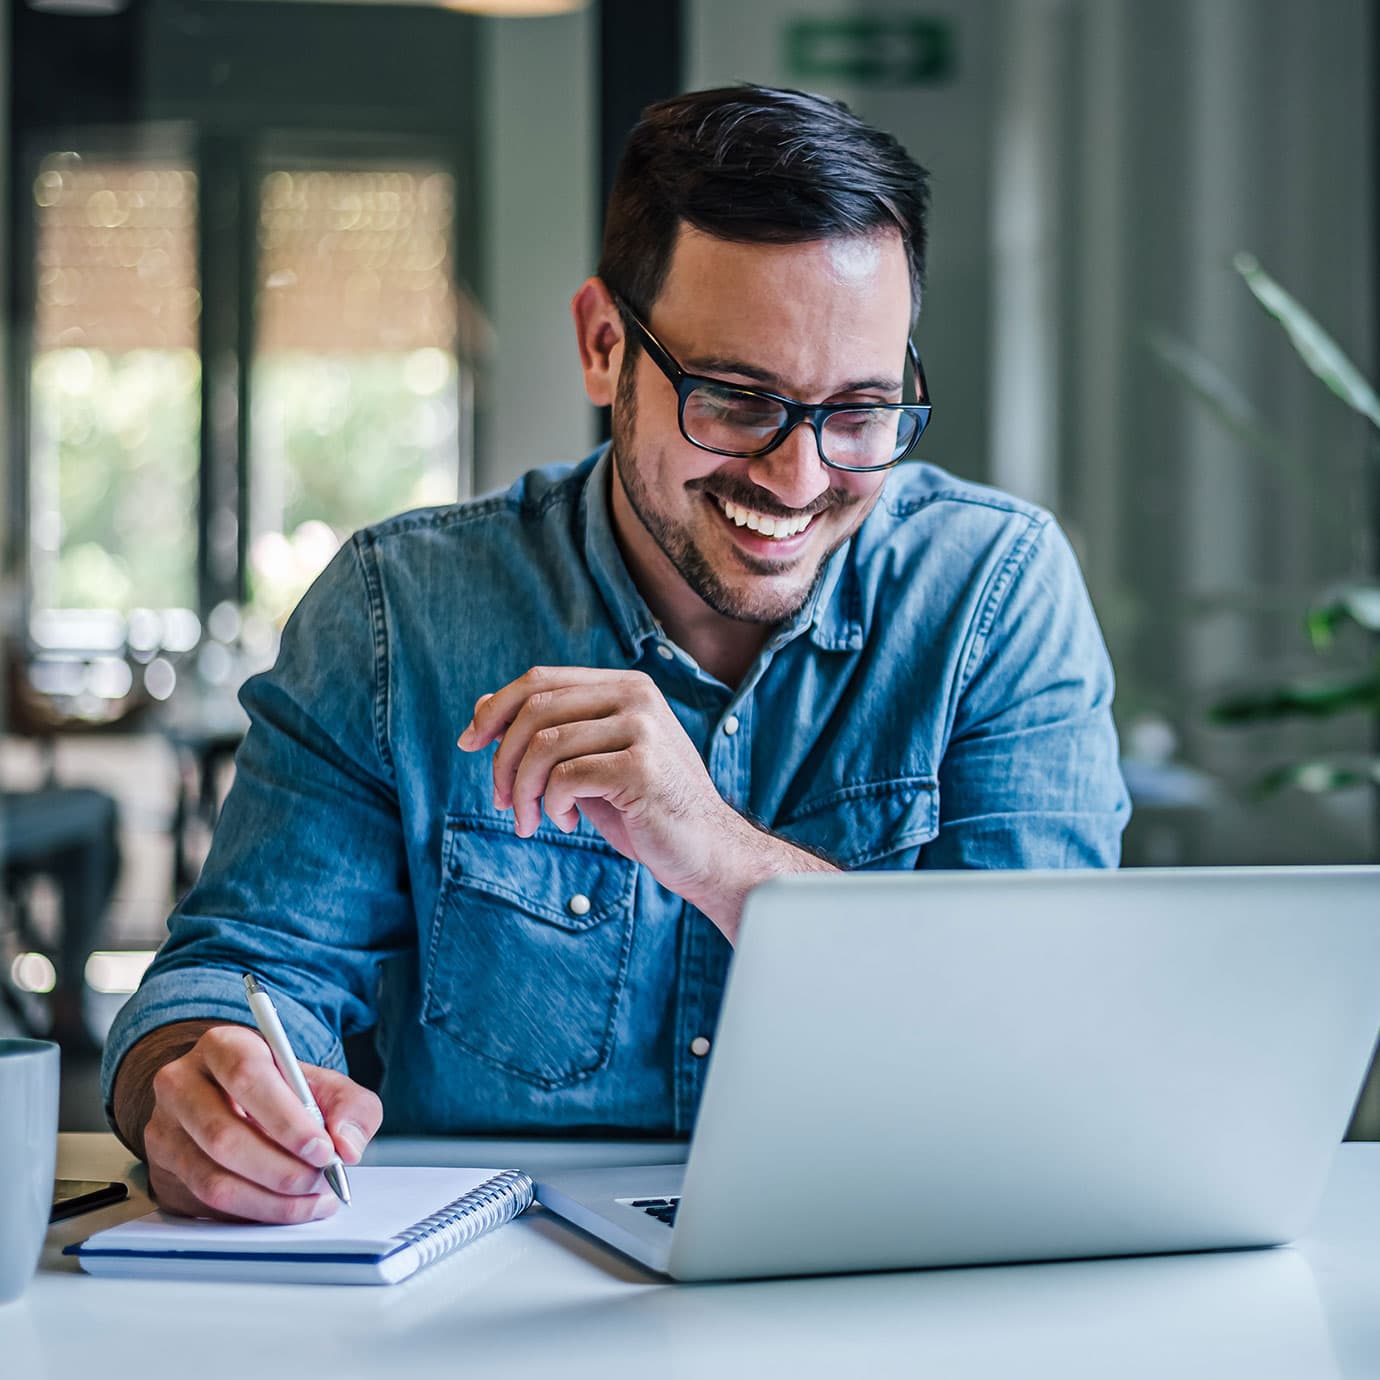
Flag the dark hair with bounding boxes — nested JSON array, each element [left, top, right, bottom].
[[599, 84, 931, 331]]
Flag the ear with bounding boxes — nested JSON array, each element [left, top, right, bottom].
[[571, 276, 626, 408]]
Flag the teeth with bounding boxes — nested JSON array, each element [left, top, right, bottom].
[[718, 498, 813, 539]]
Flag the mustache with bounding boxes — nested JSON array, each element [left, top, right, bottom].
[[689, 476, 848, 520]]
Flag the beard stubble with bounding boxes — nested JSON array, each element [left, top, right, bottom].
[[609, 354, 862, 626]]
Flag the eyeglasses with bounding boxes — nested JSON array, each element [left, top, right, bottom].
[[612, 293, 931, 473]]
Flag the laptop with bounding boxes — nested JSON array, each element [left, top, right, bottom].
[[536, 866, 1380, 1281]]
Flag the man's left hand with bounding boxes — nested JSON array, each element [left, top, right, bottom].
[[455, 666, 833, 940]]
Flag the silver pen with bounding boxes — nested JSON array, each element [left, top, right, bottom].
[[242, 972, 351, 1205]]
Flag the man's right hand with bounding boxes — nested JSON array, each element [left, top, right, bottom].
[[111, 1020, 383, 1224]]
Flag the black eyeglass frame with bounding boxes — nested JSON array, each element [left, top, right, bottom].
[[611, 294, 932, 474]]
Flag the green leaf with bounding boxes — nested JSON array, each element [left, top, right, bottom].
[[1253, 756, 1380, 797], [1234, 253, 1380, 432], [1306, 584, 1380, 650], [1211, 668, 1380, 724], [1143, 327, 1328, 515]]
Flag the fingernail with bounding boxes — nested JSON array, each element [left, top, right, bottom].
[[457, 721, 474, 747], [337, 1121, 367, 1160], [302, 1136, 334, 1167]]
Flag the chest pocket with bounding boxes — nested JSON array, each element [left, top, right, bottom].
[[422, 814, 637, 1090], [774, 775, 939, 870]]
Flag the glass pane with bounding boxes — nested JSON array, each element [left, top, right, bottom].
[[29, 157, 201, 620], [250, 166, 471, 624], [820, 409, 905, 467]]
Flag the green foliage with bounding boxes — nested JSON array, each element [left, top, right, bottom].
[[31, 347, 461, 627], [1210, 665, 1380, 724], [1306, 585, 1380, 650], [32, 349, 200, 612], [1253, 756, 1380, 798], [1152, 255, 1379, 798], [246, 350, 460, 625], [1233, 253, 1380, 430]]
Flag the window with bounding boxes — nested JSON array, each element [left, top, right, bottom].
[[20, 143, 480, 712], [249, 165, 472, 623], [29, 154, 201, 632]]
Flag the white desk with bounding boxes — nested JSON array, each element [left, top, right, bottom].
[[6, 1135, 1380, 1379]]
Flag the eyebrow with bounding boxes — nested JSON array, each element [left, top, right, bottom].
[[682, 354, 904, 397]]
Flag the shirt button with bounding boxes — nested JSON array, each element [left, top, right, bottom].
[[656, 643, 674, 661], [689, 1036, 711, 1058], [567, 894, 591, 917], [722, 715, 740, 736]]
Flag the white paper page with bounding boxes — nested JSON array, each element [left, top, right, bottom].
[[80, 1166, 506, 1257]]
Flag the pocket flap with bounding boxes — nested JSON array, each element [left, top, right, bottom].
[[443, 814, 635, 931], [775, 776, 938, 868]]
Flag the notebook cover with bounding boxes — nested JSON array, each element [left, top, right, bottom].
[[66, 1166, 533, 1284]]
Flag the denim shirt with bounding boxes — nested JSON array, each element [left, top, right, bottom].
[[102, 448, 1129, 1137]]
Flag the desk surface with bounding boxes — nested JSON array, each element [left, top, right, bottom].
[[6, 1134, 1380, 1379]]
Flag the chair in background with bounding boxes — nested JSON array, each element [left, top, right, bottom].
[[1, 786, 121, 1049], [1, 646, 128, 1049]]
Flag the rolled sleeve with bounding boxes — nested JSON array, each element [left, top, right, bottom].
[[99, 966, 344, 1116], [920, 516, 1131, 869], [100, 534, 411, 1120]]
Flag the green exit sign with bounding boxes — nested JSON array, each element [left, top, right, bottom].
[[785, 16, 956, 87]]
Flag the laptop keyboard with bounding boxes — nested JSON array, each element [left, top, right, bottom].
[[630, 1196, 680, 1227]]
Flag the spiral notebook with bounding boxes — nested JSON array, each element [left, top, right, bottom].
[[66, 1166, 534, 1285]]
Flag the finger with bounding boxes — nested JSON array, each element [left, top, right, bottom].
[[305, 1066, 385, 1165], [541, 750, 641, 832], [461, 667, 646, 751], [507, 717, 632, 837], [492, 686, 628, 816], [455, 693, 495, 749], [196, 1026, 340, 1169], [157, 1060, 332, 1198], [146, 1114, 337, 1225]]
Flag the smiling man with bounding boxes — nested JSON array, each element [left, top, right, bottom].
[[103, 86, 1129, 1224]]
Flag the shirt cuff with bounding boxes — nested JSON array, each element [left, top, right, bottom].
[[99, 965, 346, 1124]]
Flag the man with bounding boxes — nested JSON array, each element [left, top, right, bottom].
[[103, 86, 1129, 1224]]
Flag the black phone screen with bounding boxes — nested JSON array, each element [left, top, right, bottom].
[[50, 1178, 129, 1222]]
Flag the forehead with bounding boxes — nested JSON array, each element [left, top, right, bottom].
[[651, 225, 913, 380]]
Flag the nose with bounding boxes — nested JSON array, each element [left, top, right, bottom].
[[745, 421, 832, 512]]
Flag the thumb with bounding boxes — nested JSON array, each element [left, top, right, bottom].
[[304, 1064, 383, 1165]]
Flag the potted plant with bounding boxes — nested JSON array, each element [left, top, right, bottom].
[[1150, 256, 1379, 1138]]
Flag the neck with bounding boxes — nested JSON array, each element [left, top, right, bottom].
[[669, 614, 768, 690]]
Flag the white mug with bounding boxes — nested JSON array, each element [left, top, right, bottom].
[[0, 1040, 60, 1305]]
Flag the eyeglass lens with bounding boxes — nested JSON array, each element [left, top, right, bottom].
[[682, 382, 922, 468]]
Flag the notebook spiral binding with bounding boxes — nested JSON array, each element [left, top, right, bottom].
[[394, 1170, 535, 1269]]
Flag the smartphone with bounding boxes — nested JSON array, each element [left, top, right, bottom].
[[50, 1178, 129, 1223]]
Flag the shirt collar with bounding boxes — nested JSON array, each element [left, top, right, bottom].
[[580, 445, 662, 659], [578, 443, 864, 663]]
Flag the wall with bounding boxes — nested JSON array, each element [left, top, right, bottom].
[[0, 1, 10, 641], [1056, 0, 1375, 864], [689, 0, 998, 487], [476, 10, 598, 492], [691, 0, 1376, 865]]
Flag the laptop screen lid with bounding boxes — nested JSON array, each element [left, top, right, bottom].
[[666, 866, 1380, 1281]]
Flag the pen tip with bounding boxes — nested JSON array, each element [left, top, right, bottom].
[[325, 1162, 351, 1205], [242, 972, 261, 996]]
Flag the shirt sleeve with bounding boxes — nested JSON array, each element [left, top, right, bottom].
[[918, 515, 1131, 869], [100, 534, 413, 1115]]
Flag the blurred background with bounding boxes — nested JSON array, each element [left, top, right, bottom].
[[0, 0, 1375, 1131]]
